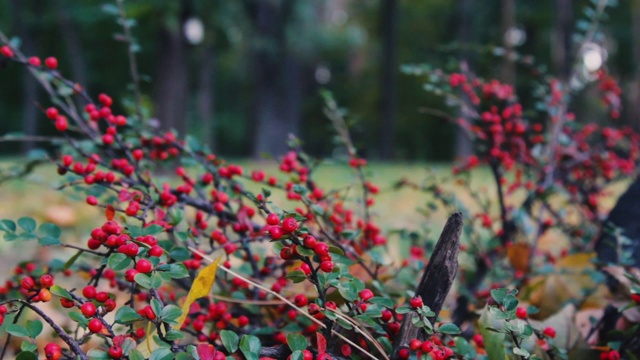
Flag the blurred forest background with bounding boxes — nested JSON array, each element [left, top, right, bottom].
[[1, 0, 639, 160]]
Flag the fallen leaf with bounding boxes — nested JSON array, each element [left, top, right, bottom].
[[174, 256, 222, 329]]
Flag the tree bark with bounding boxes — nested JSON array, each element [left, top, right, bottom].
[[9, 0, 39, 153], [391, 213, 463, 359], [248, 0, 304, 158], [500, 0, 516, 84], [197, 45, 216, 151], [551, 0, 573, 81], [378, 0, 398, 160], [153, 5, 190, 135]]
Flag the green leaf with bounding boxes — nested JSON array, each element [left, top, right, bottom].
[[25, 320, 43, 338], [150, 273, 163, 289], [38, 236, 61, 246], [291, 350, 303, 360], [38, 223, 61, 238], [170, 247, 190, 261], [239, 335, 262, 360], [16, 352, 37, 360], [129, 350, 145, 360], [49, 285, 72, 300], [157, 263, 189, 279], [87, 348, 109, 360], [286, 270, 307, 283], [287, 333, 308, 352], [395, 305, 412, 314], [338, 281, 359, 302], [114, 306, 142, 324], [69, 311, 88, 328], [503, 295, 518, 312], [151, 298, 163, 318], [369, 297, 394, 308], [144, 224, 165, 235], [18, 217, 36, 232], [20, 340, 38, 353], [165, 329, 184, 341], [150, 348, 173, 360], [134, 273, 152, 289], [108, 253, 133, 271], [6, 324, 30, 338], [490, 288, 508, 305], [0, 219, 16, 232], [160, 304, 182, 324], [438, 323, 461, 335], [221, 330, 240, 353], [513, 347, 530, 358], [64, 250, 83, 270]]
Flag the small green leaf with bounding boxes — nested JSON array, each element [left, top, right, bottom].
[[16, 352, 37, 360], [144, 224, 165, 235], [38, 236, 61, 246], [87, 348, 109, 360], [169, 247, 189, 261], [129, 350, 145, 360], [239, 335, 262, 360], [150, 348, 173, 360], [160, 304, 182, 324], [287, 333, 308, 352], [20, 340, 38, 353], [114, 306, 142, 324], [25, 320, 43, 338], [18, 217, 36, 232], [108, 253, 133, 271], [38, 223, 61, 238], [369, 297, 394, 308], [438, 323, 461, 335], [291, 350, 303, 360], [286, 270, 307, 283], [134, 273, 152, 289], [49, 285, 72, 299], [157, 263, 189, 279], [165, 329, 184, 341], [64, 250, 83, 270], [6, 324, 30, 338], [69, 311, 88, 328], [490, 288, 508, 305], [221, 330, 239, 353], [0, 219, 16, 232]]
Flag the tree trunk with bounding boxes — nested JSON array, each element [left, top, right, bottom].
[[153, 14, 189, 135], [500, 0, 516, 84], [250, 0, 303, 158], [197, 45, 216, 151], [9, 0, 39, 153], [455, 0, 473, 159], [378, 0, 398, 160], [552, 0, 573, 80]]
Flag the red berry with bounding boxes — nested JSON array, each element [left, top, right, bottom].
[[543, 326, 556, 338], [60, 298, 75, 308], [409, 339, 422, 351], [81, 302, 97, 317], [359, 289, 374, 301], [149, 245, 163, 257], [303, 235, 317, 248], [86, 196, 98, 206], [28, 56, 41, 66], [39, 288, 52, 302], [20, 276, 35, 290], [266, 213, 280, 226], [55, 116, 68, 131], [125, 269, 139, 282], [39, 274, 54, 288], [238, 315, 249, 327], [409, 296, 423, 309], [319, 261, 334, 272], [515, 307, 527, 319], [88, 318, 103, 333], [95, 292, 109, 303], [282, 217, 298, 233], [0, 45, 14, 58], [314, 242, 329, 256], [631, 293, 640, 303], [420, 341, 434, 353], [269, 226, 283, 240], [607, 350, 621, 360], [398, 348, 410, 360], [45, 56, 58, 69], [341, 344, 352, 357], [136, 259, 153, 273], [46, 107, 59, 119], [83, 286, 96, 299], [102, 134, 114, 145], [302, 350, 313, 360], [44, 343, 62, 360], [109, 346, 123, 359], [294, 294, 308, 307], [98, 93, 113, 107]]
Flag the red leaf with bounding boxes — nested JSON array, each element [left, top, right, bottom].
[[197, 344, 217, 360], [105, 205, 115, 221], [316, 332, 327, 354]]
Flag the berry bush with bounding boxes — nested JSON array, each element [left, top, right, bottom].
[[1, 2, 640, 360]]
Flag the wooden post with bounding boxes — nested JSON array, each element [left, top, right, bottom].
[[391, 212, 463, 359]]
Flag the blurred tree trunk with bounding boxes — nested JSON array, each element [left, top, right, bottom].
[[552, 0, 573, 80], [248, 0, 303, 158], [154, 4, 190, 135], [197, 45, 216, 151], [55, 0, 88, 89], [500, 0, 516, 84], [9, 0, 39, 153], [455, 0, 473, 159], [629, 0, 640, 130], [378, 0, 398, 160]]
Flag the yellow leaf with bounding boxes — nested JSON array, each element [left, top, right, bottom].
[[174, 256, 222, 329], [146, 321, 153, 353]]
